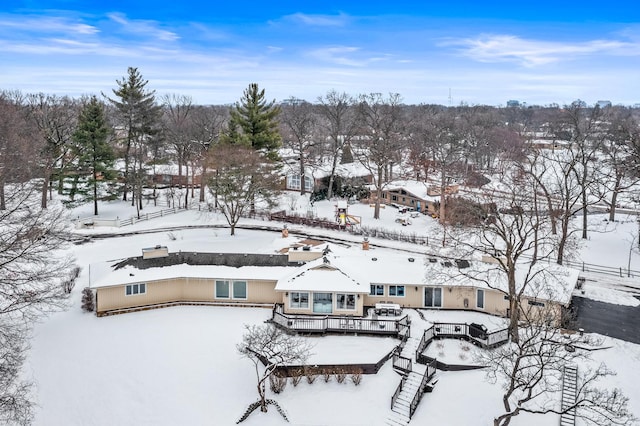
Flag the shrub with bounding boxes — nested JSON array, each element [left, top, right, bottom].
[[81, 287, 94, 312], [290, 368, 304, 386], [335, 368, 347, 384], [269, 374, 287, 394], [350, 368, 363, 386]]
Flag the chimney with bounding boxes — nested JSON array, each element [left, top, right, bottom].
[[362, 237, 369, 251], [282, 225, 289, 238]]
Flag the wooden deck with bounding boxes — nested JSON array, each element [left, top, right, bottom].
[[270, 304, 410, 337]]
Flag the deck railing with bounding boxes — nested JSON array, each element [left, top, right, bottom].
[[409, 358, 437, 418], [431, 322, 509, 349], [392, 347, 413, 373], [271, 304, 407, 336], [390, 375, 406, 410]]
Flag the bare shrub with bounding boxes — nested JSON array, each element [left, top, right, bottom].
[[350, 368, 363, 386], [290, 368, 304, 386], [305, 367, 317, 384], [322, 369, 332, 383], [335, 368, 347, 384], [269, 374, 287, 394]]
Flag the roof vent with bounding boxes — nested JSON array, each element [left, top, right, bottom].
[[428, 258, 437, 263], [408, 258, 415, 262], [371, 257, 378, 261], [442, 261, 453, 268], [455, 259, 470, 269], [303, 246, 311, 251]]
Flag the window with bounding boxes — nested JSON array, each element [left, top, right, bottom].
[[389, 285, 405, 297], [391, 195, 398, 201], [370, 284, 384, 296], [424, 287, 442, 307], [215, 280, 229, 298], [125, 283, 146, 296], [303, 176, 313, 192], [216, 280, 246, 299], [528, 300, 545, 307], [313, 293, 333, 314], [233, 281, 247, 299], [336, 294, 356, 310], [287, 175, 301, 190], [290, 292, 309, 309], [477, 289, 484, 309]]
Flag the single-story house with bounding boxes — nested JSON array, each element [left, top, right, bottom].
[[90, 238, 577, 324], [379, 180, 441, 215]]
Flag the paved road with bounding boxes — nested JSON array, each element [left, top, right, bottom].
[[571, 296, 640, 344]]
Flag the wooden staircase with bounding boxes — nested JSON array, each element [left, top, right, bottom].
[[560, 364, 578, 426]]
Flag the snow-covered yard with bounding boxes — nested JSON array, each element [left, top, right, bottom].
[[20, 195, 640, 425]]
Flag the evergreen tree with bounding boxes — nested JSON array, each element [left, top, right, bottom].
[[81, 287, 95, 312], [71, 96, 114, 215], [106, 67, 161, 213], [227, 83, 281, 160]]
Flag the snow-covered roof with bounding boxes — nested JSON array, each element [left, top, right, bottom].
[[90, 262, 295, 289], [275, 258, 367, 293], [383, 180, 440, 202]]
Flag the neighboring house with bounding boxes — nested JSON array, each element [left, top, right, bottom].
[[379, 180, 443, 215], [90, 238, 577, 324], [282, 161, 374, 193]]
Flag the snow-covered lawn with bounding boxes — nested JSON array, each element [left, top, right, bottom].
[[19, 196, 640, 425]]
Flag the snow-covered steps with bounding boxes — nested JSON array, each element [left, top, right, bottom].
[[387, 371, 427, 425], [560, 364, 578, 426]]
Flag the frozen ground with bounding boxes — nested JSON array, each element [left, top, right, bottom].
[[20, 194, 640, 425]]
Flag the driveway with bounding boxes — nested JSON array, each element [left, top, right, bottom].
[[571, 296, 640, 344]]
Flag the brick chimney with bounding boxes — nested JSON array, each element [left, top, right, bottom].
[[362, 237, 369, 251], [282, 225, 289, 238]]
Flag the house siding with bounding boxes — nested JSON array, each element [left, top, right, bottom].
[[96, 278, 279, 313]]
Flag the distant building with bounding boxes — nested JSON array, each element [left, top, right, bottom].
[[596, 100, 612, 109], [506, 100, 520, 107]]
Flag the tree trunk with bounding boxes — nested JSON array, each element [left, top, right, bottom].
[[41, 166, 50, 209], [373, 167, 383, 219], [0, 178, 5, 210], [299, 155, 306, 196], [327, 152, 339, 200], [609, 177, 621, 222], [93, 169, 99, 216], [581, 189, 588, 239]]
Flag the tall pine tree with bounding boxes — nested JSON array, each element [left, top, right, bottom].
[[226, 83, 281, 160], [106, 67, 161, 212], [71, 96, 114, 215]]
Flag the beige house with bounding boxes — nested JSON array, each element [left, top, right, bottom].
[[90, 239, 577, 324]]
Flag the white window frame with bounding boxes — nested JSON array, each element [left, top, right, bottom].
[[232, 280, 247, 300], [476, 289, 485, 309], [287, 175, 301, 190], [389, 285, 405, 297], [125, 283, 146, 296], [290, 292, 309, 309], [303, 176, 313, 192], [424, 287, 443, 308], [336, 293, 356, 310], [215, 280, 230, 299], [216, 280, 247, 300]]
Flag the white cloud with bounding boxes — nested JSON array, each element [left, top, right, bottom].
[[0, 15, 99, 35], [443, 34, 638, 67], [107, 12, 179, 42], [279, 12, 350, 27]]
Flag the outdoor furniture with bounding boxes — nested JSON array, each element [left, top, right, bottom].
[[374, 302, 402, 316]]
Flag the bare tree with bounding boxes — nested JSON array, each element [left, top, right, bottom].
[[26, 93, 77, 208], [479, 303, 634, 426], [207, 144, 280, 235], [316, 90, 358, 200], [598, 108, 640, 221], [0, 182, 74, 425], [189, 105, 228, 203], [355, 92, 406, 219], [236, 324, 312, 420], [279, 98, 318, 195]]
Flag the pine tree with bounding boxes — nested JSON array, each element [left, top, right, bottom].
[[71, 96, 115, 215], [81, 287, 95, 312], [106, 67, 161, 212], [227, 83, 281, 160]]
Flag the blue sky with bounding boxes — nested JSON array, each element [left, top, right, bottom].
[[2, 1, 639, 105]]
